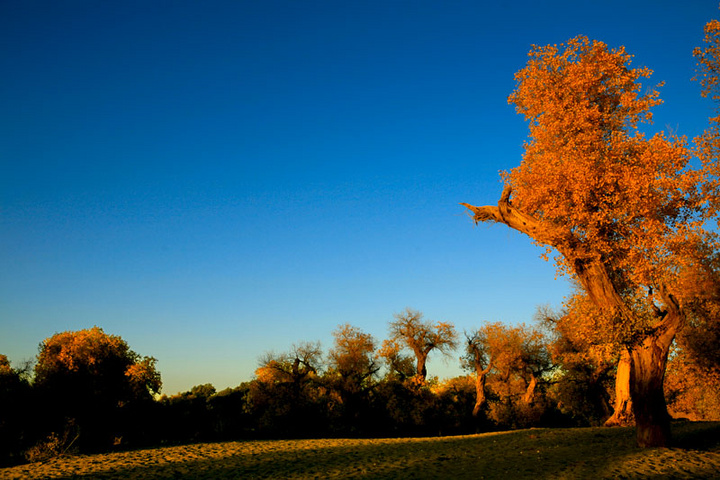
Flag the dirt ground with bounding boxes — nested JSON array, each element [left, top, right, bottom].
[[3, 422, 720, 479]]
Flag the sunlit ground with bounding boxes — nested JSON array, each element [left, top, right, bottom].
[[3, 422, 720, 479]]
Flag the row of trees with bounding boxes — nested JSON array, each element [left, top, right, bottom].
[[3, 299, 719, 465]]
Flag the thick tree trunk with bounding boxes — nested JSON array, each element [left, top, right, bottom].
[[415, 354, 428, 382], [629, 325, 676, 447], [604, 350, 634, 427]]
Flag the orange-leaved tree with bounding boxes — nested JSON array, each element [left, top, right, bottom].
[[462, 322, 550, 417], [462, 36, 714, 447]]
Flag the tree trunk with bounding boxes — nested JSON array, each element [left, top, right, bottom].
[[629, 326, 676, 447], [415, 354, 428, 382], [604, 350, 634, 427], [473, 367, 490, 417], [521, 373, 537, 405]]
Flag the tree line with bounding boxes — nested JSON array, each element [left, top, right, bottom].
[[2, 302, 718, 466]]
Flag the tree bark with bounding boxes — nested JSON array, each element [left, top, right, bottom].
[[473, 366, 491, 417], [628, 304, 681, 447], [415, 353, 428, 382], [604, 350, 634, 427], [522, 373, 538, 405]]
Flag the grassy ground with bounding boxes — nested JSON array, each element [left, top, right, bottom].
[[3, 422, 720, 479]]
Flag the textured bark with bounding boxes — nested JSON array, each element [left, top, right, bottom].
[[472, 365, 491, 417], [604, 350, 634, 427], [628, 303, 682, 447], [630, 339, 671, 447]]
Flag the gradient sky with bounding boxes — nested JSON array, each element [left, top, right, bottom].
[[1, 1, 717, 395]]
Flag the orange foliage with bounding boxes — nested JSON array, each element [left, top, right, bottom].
[[695, 16, 720, 224], [665, 347, 720, 421], [36, 326, 130, 376], [0, 354, 12, 376], [35, 326, 161, 396], [328, 324, 377, 381], [506, 36, 703, 291]]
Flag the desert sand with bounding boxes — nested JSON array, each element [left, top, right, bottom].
[[3, 422, 719, 479]]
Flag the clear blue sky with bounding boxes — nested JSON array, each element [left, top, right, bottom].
[[1, 1, 717, 395]]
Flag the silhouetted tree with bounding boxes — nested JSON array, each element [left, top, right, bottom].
[[251, 341, 326, 437], [33, 327, 161, 451]]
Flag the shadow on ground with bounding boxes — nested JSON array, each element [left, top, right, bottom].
[[20, 422, 720, 479]]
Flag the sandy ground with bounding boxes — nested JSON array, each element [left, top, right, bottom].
[[3, 422, 720, 479]]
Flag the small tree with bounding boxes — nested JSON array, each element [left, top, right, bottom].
[[388, 308, 457, 382]]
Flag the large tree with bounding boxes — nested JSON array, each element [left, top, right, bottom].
[[462, 36, 713, 447]]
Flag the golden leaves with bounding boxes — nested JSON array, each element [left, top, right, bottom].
[[502, 35, 705, 295]]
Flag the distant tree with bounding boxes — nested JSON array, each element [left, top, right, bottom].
[[665, 345, 720, 421], [158, 383, 218, 443], [326, 324, 379, 433], [388, 308, 457, 382], [256, 341, 323, 386], [462, 35, 714, 447], [462, 321, 551, 428], [252, 341, 325, 436], [461, 323, 503, 417], [207, 384, 252, 440], [665, 258, 720, 421], [327, 324, 379, 387], [33, 326, 161, 451]]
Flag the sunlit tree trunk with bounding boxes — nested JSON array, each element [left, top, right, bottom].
[[604, 350, 634, 427], [473, 366, 491, 417], [521, 373, 537, 405]]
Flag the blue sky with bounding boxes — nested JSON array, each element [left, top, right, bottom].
[[1, 1, 717, 395]]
